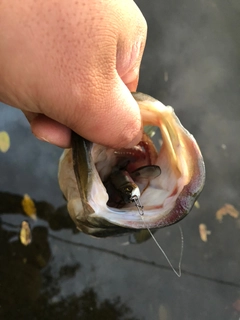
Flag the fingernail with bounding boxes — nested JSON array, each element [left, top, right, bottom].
[[35, 135, 50, 143]]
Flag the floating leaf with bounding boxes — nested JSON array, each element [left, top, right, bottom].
[[216, 203, 239, 222], [0, 131, 10, 153], [20, 221, 32, 246], [199, 223, 211, 242], [21, 194, 37, 220], [194, 200, 200, 209]]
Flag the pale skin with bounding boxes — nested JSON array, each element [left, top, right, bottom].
[[0, 0, 147, 148]]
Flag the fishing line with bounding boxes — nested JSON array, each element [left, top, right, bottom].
[[132, 195, 184, 277]]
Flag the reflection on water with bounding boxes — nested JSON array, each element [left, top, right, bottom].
[[0, 192, 76, 232], [0, 192, 139, 320], [1, 191, 240, 319]]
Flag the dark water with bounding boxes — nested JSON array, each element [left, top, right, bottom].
[[1, 0, 240, 319]]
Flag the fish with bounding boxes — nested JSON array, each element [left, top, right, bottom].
[[58, 92, 205, 237]]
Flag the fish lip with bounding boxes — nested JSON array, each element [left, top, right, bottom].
[[58, 92, 205, 233]]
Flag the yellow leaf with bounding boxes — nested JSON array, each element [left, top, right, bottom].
[[21, 194, 37, 220], [0, 131, 10, 152], [194, 200, 200, 209], [216, 203, 239, 222], [20, 221, 32, 246], [199, 223, 211, 242]]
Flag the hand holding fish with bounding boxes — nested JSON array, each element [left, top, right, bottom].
[[0, 0, 147, 148]]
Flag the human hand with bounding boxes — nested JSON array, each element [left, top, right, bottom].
[[0, 0, 147, 148]]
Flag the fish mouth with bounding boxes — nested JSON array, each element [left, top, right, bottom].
[[58, 92, 205, 236]]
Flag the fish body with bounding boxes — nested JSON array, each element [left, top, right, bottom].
[[58, 92, 205, 237]]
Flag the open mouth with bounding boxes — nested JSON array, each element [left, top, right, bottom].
[[58, 92, 205, 235]]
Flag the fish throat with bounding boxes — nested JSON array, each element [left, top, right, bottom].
[[103, 132, 161, 210]]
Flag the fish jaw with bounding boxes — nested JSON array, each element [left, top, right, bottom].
[[58, 92, 205, 233]]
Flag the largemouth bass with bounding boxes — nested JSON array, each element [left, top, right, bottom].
[[58, 92, 205, 237]]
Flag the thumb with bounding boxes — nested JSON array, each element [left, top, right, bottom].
[[68, 39, 145, 148], [72, 77, 143, 149], [30, 78, 142, 149]]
